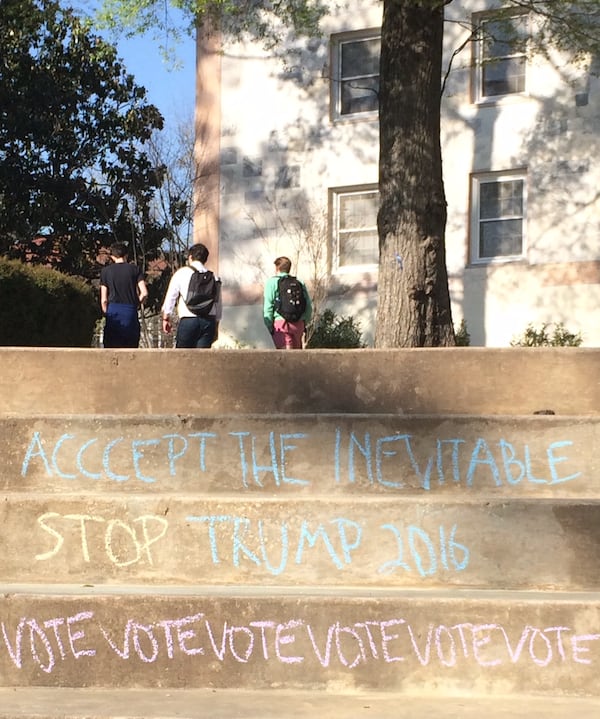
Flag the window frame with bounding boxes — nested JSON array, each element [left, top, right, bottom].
[[330, 185, 379, 273], [330, 29, 381, 121], [469, 170, 528, 265], [473, 11, 529, 104]]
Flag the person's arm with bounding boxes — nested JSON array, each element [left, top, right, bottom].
[[100, 285, 109, 315], [302, 281, 313, 324], [263, 277, 277, 333], [160, 271, 181, 335], [137, 279, 148, 307]]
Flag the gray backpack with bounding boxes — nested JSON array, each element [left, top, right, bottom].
[[184, 269, 219, 317]]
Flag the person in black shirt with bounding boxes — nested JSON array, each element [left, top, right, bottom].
[[100, 242, 148, 348]]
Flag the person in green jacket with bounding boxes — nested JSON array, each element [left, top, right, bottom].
[[263, 256, 312, 349]]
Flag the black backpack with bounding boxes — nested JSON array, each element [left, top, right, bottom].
[[275, 275, 306, 322], [184, 269, 219, 317]]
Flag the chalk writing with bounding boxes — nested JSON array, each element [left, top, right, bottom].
[[21, 431, 217, 484], [19, 429, 582, 491], [230, 432, 309, 488], [35, 513, 169, 566], [379, 523, 469, 576], [1, 612, 95, 673], [33, 510, 469, 577], [334, 432, 580, 490], [184, 515, 469, 577], [1, 610, 599, 674]]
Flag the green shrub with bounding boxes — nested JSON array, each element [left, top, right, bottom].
[[307, 309, 366, 348], [511, 322, 583, 347], [454, 318, 470, 346], [0, 258, 99, 346]]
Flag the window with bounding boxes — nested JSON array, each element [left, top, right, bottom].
[[475, 13, 528, 101], [332, 187, 379, 270], [470, 171, 526, 263], [331, 32, 380, 119]]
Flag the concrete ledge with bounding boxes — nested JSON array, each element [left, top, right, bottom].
[[4, 415, 597, 495], [2, 496, 600, 589], [2, 347, 599, 704], [0, 590, 599, 694], [1, 348, 599, 416], [1, 688, 600, 719]]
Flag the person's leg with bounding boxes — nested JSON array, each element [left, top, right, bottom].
[[120, 306, 140, 348], [103, 313, 118, 348], [131, 320, 141, 348], [273, 319, 294, 349], [283, 328, 295, 349], [288, 320, 305, 349], [177, 317, 216, 348], [194, 317, 216, 348], [176, 317, 199, 348], [274, 319, 304, 349], [104, 304, 139, 348]]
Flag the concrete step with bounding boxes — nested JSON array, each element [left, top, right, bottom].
[[0, 586, 598, 695], [2, 348, 598, 705], [2, 495, 600, 589], [2, 687, 600, 718], [2, 348, 599, 417], [4, 414, 598, 497]]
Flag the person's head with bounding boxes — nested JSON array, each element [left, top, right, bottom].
[[110, 242, 129, 260], [274, 256, 292, 274], [188, 243, 209, 264]]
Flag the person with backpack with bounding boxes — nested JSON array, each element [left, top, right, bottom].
[[161, 243, 222, 348], [263, 256, 312, 349]]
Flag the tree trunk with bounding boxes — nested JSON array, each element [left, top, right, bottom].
[[375, 0, 455, 348]]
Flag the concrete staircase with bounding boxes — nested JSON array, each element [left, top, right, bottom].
[[1, 347, 600, 718]]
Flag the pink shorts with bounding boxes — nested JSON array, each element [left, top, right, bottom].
[[272, 318, 305, 349]]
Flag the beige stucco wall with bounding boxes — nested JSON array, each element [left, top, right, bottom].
[[195, 0, 600, 349], [443, 3, 600, 347]]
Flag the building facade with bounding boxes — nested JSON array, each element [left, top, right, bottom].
[[194, 1, 600, 348]]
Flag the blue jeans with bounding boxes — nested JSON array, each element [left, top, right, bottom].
[[104, 303, 140, 348], [176, 316, 216, 348]]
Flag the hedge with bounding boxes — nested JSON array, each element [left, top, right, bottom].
[[0, 258, 99, 347]]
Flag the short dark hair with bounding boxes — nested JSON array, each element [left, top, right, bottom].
[[110, 242, 129, 259], [274, 256, 292, 273], [188, 243, 209, 264]]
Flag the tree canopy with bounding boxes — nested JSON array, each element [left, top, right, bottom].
[[95, 0, 326, 47], [92, 0, 600, 55], [0, 0, 167, 278]]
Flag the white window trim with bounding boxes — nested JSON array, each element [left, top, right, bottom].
[[331, 185, 379, 274], [469, 170, 527, 265], [473, 11, 529, 105], [330, 29, 381, 122]]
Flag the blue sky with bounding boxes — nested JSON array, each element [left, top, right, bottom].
[[114, 33, 196, 129], [72, 1, 196, 130]]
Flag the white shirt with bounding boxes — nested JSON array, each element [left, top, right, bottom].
[[161, 261, 222, 320]]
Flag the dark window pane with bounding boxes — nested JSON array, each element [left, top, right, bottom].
[[339, 192, 378, 229], [483, 16, 528, 59], [341, 77, 379, 114], [483, 57, 525, 96], [341, 38, 380, 78], [479, 218, 523, 257], [339, 230, 379, 266], [480, 180, 523, 219]]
